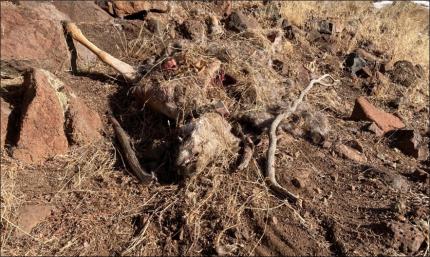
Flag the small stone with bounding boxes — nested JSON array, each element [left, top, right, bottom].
[[367, 122, 384, 137], [335, 143, 367, 163], [385, 221, 425, 254], [322, 140, 332, 149], [386, 129, 428, 160], [350, 96, 405, 134], [16, 204, 52, 237], [390, 60, 418, 87], [108, 1, 169, 18], [318, 20, 334, 35], [146, 16, 165, 34], [408, 168, 430, 183], [177, 19, 206, 41], [331, 173, 338, 182], [291, 169, 311, 189], [226, 11, 261, 33]]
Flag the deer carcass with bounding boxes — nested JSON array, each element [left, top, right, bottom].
[[65, 22, 239, 180]]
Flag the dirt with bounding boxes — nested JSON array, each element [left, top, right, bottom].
[[1, 1, 429, 256]]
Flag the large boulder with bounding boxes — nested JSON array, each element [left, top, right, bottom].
[[13, 69, 69, 163], [12, 69, 103, 163], [51, 1, 113, 23], [0, 1, 107, 71], [0, 2, 69, 71]]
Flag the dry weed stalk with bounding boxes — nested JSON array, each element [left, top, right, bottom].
[[266, 74, 339, 204]]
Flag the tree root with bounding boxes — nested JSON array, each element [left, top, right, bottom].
[[265, 74, 339, 204], [109, 115, 155, 184]]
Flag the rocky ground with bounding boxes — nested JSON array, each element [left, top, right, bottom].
[[1, 1, 429, 256]]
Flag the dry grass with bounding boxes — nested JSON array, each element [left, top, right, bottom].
[[281, 1, 429, 70], [1, 1, 429, 256]]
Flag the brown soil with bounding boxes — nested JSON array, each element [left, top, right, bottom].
[[1, 1, 429, 256]]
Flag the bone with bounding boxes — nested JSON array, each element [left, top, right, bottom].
[[65, 22, 139, 81]]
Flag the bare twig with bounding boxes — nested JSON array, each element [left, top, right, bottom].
[[109, 115, 154, 184], [266, 74, 339, 204]]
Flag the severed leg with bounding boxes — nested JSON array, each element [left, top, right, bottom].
[[64, 22, 139, 82]]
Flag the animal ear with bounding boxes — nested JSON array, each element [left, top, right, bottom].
[[64, 22, 138, 81]]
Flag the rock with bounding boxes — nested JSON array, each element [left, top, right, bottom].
[[107, 0, 169, 18], [177, 19, 206, 41], [51, 1, 113, 23], [344, 52, 368, 78], [386, 174, 409, 191], [208, 15, 223, 36], [386, 130, 428, 160], [335, 143, 367, 163], [1, 100, 12, 147], [17, 1, 70, 21], [367, 122, 384, 136], [226, 11, 261, 33], [145, 13, 166, 34], [318, 20, 335, 35], [291, 169, 311, 189], [350, 96, 405, 134], [408, 168, 430, 183], [16, 204, 52, 237], [282, 19, 295, 40], [13, 69, 69, 163], [0, 2, 69, 71], [65, 97, 103, 146], [390, 60, 418, 87], [385, 221, 425, 254]]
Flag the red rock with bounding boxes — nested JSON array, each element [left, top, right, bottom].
[[66, 97, 103, 145], [16, 204, 52, 237], [13, 69, 69, 164], [0, 2, 69, 71], [335, 143, 367, 163], [386, 221, 425, 254], [107, 1, 169, 18], [1, 100, 12, 147], [367, 122, 384, 137], [350, 96, 405, 133]]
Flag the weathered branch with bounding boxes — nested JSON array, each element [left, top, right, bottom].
[[266, 74, 339, 203], [109, 115, 154, 184]]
